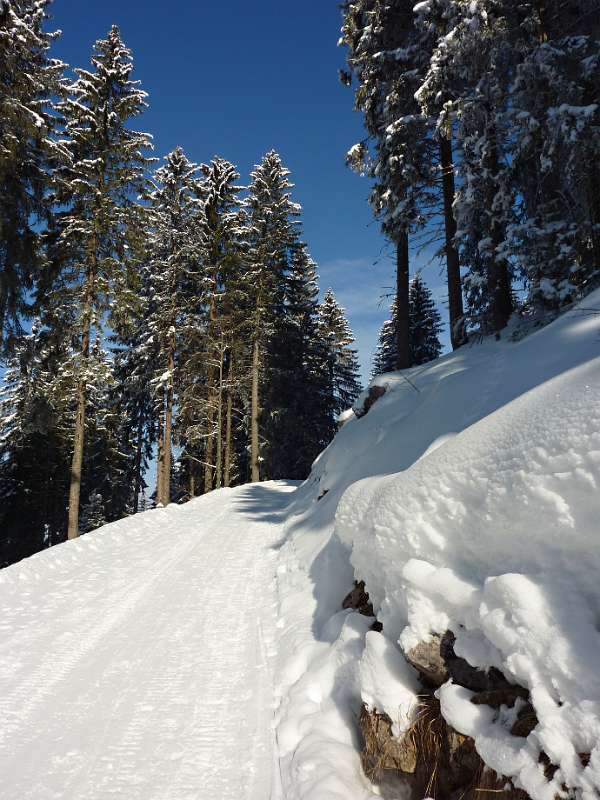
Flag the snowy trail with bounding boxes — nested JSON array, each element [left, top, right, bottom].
[[0, 482, 296, 800]]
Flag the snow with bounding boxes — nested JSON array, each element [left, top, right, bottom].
[[272, 291, 600, 799], [2, 293, 600, 799], [0, 483, 295, 800]]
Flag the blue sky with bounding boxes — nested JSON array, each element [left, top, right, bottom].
[[49, 0, 449, 382]]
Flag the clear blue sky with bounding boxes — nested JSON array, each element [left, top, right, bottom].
[[49, 0, 449, 382]]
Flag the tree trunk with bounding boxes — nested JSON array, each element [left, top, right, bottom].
[[159, 344, 174, 506], [189, 472, 195, 499], [132, 414, 144, 514], [67, 264, 94, 540], [224, 354, 233, 488], [215, 344, 224, 490], [439, 134, 466, 349], [156, 392, 165, 505], [203, 374, 215, 494], [395, 233, 410, 370], [487, 131, 513, 334], [250, 337, 260, 483]]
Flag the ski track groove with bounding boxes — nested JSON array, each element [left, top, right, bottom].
[[0, 483, 294, 800]]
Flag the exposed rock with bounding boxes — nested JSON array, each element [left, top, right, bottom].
[[358, 629, 538, 800], [471, 686, 529, 709], [447, 728, 481, 788], [359, 704, 417, 780], [405, 634, 449, 688], [342, 580, 375, 617], [511, 703, 538, 738], [354, 385, 386, 418]]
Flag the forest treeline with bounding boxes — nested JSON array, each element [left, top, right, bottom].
[[341, 0, 600, 370], [0, 6, 364, 566], [2, 1, 599, 568]]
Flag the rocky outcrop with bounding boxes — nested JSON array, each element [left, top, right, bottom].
[[358, 693, 529, 800], [341, 579, 541, 799], [354, 385, 386, 418], [342, 580, 375, 617], [356, 616, 537, 799], [406, 631, 529, 700]]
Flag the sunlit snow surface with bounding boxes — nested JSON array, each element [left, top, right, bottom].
[[275, 292, 600, 800], [1, 293, 599, 800], [0, 483, 296, 800]]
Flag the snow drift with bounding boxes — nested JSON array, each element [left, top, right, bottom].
[[274, 293, 600, 800]]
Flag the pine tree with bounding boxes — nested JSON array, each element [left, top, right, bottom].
[[372, 277, 442, 375], [0, 0, 66, 351], [508, 3, 600, 309], [79, 490, 106, 534], [265, 248, 334, 479], [415, 0, 517, 334], [110, 262, 158, 514], [0, 322, 71, 566], [243, 151, 301, 482], [408, 275, 443, 366], [318, 288, 362, 416], [372, 306, 398, 378], [79, 338, 128, 526], [186, 157, 244, 494], [341, 0, 435, 368], [143, 147, 203, 506], [53, 26, 152, 538]]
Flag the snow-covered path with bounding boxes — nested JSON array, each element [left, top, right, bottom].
[[0, 482, 296, 800]]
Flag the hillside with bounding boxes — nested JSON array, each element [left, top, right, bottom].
[[273, 291, 600, 800], [2, 293, 599, 800]]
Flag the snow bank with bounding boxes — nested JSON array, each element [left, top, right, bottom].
[[274, 294, 600, 800]]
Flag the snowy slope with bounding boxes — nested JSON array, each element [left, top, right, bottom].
[[0, 483, 296, 800], [272, 293, 600, 800]]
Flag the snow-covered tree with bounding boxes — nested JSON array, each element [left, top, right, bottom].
[[0, 0, 66, 351], [372, 276, 442, 374], [79, 490, 106, 534], [372, 306, 398, 378], [110, 262, 158, 515], [341, 0, 437, 367], [243, 151, 301, 482], [318, 288, 362, 415], [264, 248, 334, 479], [53, 25, 152, 538], [143, 147, 203, 506], [409, 275, 443, 365], [415, 0, 516, 334], [508, 6, 600, 309], [182, 156, 244, 494], [0, 322, 71, 565]]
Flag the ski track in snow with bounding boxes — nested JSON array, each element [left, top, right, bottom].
[[0, 482, 295, 800]]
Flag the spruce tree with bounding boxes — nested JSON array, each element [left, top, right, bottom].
[[372, 277, 442, 374], [266, 248, 334, 479], [54, 26, 152, 538], [341, 0, 435, 368], [415, 1, 517, 334], [189, 157, 244, 494], [372, 306, 398, 378], [508, 4, 600, 309], [318, 288, 362, 416], [0, 0, 66, 351], [110, 262, 158, 515], [0, 322, 71, 565], [243, 151, 300, 482], [144, 147, 203, 506], [408, 275, 443, 366]]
